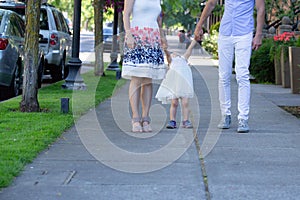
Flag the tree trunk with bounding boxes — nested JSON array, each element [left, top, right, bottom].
[[118, 11, 125, 65], [93, 0, 105, 76], [20, 0, 41, 112]]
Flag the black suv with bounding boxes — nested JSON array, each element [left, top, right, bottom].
[[0, 2, 72, 81]]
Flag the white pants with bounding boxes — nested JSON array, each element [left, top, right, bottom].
[[217, 32, 253, 120]]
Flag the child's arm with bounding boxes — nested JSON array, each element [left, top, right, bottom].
[[183, 40, 197, 60], [164, 49, 172, 66]]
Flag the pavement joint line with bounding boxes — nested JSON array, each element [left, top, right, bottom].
[[191, 115, 211, 200], [62, 170, 77, 185]]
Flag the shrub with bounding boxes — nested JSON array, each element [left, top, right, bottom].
[[202, 29, 219, 59], [296, 35, 300, 47], [209, 22, 220, 34], [270, 32, 297, 62], [250, 38, 275, 83]]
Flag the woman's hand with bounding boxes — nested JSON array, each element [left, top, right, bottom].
[[126, 32, 135, 48]]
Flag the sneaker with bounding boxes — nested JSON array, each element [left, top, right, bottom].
[[182, 120, 193, 128], [217, 115, 231, 129], [166, 120, 177, 129], [237, 119, 249, 133]]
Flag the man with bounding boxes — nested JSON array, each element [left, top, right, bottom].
[[194, 0, 265, 133]]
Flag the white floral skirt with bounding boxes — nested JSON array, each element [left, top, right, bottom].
[[122, 26, 166, 80]]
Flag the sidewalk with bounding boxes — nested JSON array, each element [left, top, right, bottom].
[[0, 36, 300, 200]]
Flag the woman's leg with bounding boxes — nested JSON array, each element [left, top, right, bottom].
[[129, 77, 142, 132], [141, 77, 153, 132], [141, 77, 152, 119]]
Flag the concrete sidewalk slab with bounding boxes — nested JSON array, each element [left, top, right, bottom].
[[1, 35, 300, 200], [0, 59, 207, 200], [196, 65, 300, 199]]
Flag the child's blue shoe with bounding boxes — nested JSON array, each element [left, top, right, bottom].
[[166, 120, 177, 129]]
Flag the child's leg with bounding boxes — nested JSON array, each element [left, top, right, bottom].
[[181, 97, 190, 121], [170, 98, 179, 121]]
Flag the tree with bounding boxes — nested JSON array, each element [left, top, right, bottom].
[[162, 0, 201, 30], [93, 0, 124, 76], [265, 0, 300, 28], [48, 0, 74, 19], [118, 11, 125, 64], [18, 0, 78, 111], [82, 0, 94, 31], [93, 0, 105, 76], [20, 0, 42, 112]]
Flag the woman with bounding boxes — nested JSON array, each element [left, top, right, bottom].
[[122, 0, 167, 133]]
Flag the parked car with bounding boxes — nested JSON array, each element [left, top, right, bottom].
[[64, 17, 73, 32], [103, 26, 119, 52], [0, 2, 72, 82], [39, 4, 72, 81], [0, 9, 44, 98]]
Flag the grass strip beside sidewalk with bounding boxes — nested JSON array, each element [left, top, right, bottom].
[[0, 70, 126, 188]]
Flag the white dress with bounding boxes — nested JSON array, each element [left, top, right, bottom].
[[155, 56, 194, 104], [121, 0, 166, 80]]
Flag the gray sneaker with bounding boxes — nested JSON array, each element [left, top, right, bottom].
[[182, 120, 193, 128], [237, 119, 249, 133], [217, 115, 231, 129]]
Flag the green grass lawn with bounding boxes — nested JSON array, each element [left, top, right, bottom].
[[0, 70, 126, 188]]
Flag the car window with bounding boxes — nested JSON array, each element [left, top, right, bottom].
[[0, 14, 3, 26], [14, 14, 25, 37], [40, 9, 49, 30], [57, 11, 69, 33], [0, 6, 25, 16], [103, 28, 113, 35], [9, 14, 22, 37], [52, 9, 62, 31]]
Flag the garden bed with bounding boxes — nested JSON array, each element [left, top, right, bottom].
[[280, 106, 300, 118]]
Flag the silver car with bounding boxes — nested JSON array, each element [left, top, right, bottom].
[[0, 9, 25, 98], [39, 4, 72, 81], [0, 2, 72, 82], [0, 9, 44, 98]]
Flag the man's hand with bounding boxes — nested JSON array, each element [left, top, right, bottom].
[[252, 34, 263, 51], [194, 28, 204, 42]]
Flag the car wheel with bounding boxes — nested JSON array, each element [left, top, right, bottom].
[[0, 86, 6, 100], [9, 67, 21, 97], [51, 64, 62, 82], [61, 53, 68, 79], [51, 54, 67, 82], [37, 57, 44, 88]]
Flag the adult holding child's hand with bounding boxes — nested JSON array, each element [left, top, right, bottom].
[[194, 0, 265, 133], [193, 26, 204, 42]]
